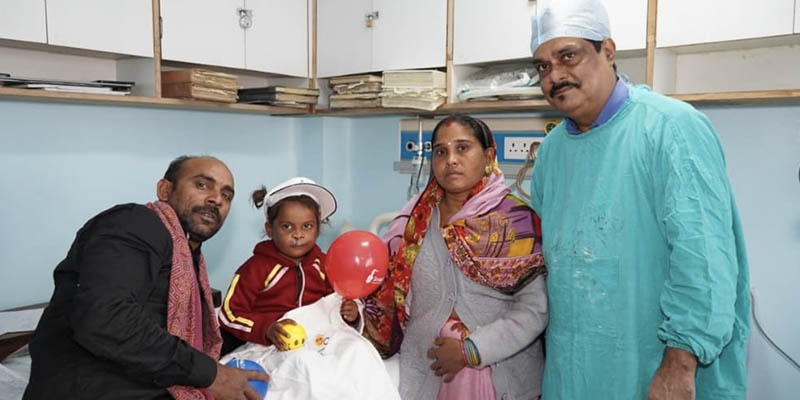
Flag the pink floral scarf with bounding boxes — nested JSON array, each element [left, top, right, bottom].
[[364, 157, 545, 357]]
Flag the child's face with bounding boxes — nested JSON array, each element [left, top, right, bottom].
[[266, 200, 320, 263]]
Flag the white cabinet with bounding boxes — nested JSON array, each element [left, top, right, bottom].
[[454, 0, 535, 65], [657, 0, 795, 47], [317, 0, 372, 77], [0, 0, 47, 44], [372, 0, 446, 71], [161, 0, 308, 76], [604, 0, 647, 51], [454, 0, 644, 66], [245, 0, 308, 77], [46, 0, 153, 57], [161, 0, 246, 69], [317, 0, 446, 77]]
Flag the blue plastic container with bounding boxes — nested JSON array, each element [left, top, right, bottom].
[[225, 358, 268, 398]]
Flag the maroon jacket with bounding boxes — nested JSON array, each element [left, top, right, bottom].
[[219, 240, 332, 346]]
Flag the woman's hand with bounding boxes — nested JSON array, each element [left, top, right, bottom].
[[340, 299, 360, 324], [265, 319, 296, 350], [427, 337, 466, 382]]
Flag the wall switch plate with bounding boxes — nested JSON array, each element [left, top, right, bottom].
[[502, 135, 544, 161]]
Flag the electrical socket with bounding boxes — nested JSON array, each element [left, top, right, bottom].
[[503, 136, 541, 160], [400, 132, 433, 160]]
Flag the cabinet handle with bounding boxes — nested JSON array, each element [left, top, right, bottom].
[[238, 8, 253, 30], [365, 11, 379, 28]]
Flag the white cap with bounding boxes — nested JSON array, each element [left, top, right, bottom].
[[530, 0, 611, 55], [265, 177, 337, 222]]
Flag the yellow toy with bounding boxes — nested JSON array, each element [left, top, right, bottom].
[[278, 321, 307, 351]]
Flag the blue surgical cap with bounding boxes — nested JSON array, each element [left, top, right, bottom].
[[530, 0, 611, 55]]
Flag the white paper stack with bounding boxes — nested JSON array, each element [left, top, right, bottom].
[[380, 70, 447, 111]]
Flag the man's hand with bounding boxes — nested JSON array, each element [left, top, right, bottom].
[[266, 319, 295, 350], [340, 300, 360, 323], [207, 363, 270, 400], [648, 347, 697, 400], [427, 337, 466, 383]]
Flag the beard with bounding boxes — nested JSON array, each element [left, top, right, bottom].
[[177, 204, 222, 243]]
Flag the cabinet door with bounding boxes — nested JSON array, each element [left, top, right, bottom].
[[0, 0, 46, 43], [245, 0, 308, 77], [604, 0, 646, 51], [372, 0, 447, 71], [795, 3, 800, 33], [658, 0, 794, 47], [46, 0, 153, 57], [161, 0, 245, 69], [453, 0, 535, 65], [317, 0, 372, 77]]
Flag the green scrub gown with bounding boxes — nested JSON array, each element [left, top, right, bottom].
[[531, 85, 750, 400]]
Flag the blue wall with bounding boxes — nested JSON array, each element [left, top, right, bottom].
[[700, 106, 800, 400], [1, 100, 798, 398], [0, 100, 304, 308]]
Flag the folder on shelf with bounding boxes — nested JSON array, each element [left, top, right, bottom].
[[329, 98, 382, 109], [161, 69, 239, 91], [161, 83, 238, 103], [331, 81, 382, 95], [328, 74, 382, 86], [329, 93, 380, 100], [239, 86, 319, 96], [265, 101, 312, 109], [238, 87, 319, 105], [0, 74, 134, 95], [380, 95, 445, 111]]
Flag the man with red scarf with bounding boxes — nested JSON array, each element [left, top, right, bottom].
[[24, 156, 268, 400]]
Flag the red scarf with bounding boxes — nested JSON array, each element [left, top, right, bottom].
[[147, 201, 222, 400]]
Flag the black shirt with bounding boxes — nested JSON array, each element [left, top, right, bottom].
[[23, 204, 217, 400]]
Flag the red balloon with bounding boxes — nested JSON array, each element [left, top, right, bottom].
[[326, 230, 389, 300]]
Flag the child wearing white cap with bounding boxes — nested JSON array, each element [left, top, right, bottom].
[[218, 177, 359, 355]]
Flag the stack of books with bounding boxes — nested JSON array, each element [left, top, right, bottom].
[[161, 69, 239, 103], [237, 86, 319, 108], [380, 70, 447, 111], [328, 74, 383, 109], [0, 73, 134, 95]]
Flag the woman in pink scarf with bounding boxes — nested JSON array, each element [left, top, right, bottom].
[[363, 115, 548, 400]]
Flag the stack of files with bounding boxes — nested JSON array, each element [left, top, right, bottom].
[[161, 69, 239, 103], [0, 73, 134, 95], [328, 74, 382, 109], [380, 70, 447, 111], [238, 86, 319, 108]]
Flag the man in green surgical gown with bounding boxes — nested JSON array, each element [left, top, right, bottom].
[[528, 1, 751, 399]]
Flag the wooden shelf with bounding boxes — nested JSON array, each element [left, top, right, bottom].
[[439, 99, 552, 113], [0, 87, 308, 115], [314, 106, 442, 117], [4, 86, 800, 118], [315, 99, 554, 117], [671, 89, 800, 106]]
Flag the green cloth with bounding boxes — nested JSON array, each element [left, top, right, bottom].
[[530, 85, 750, 400]]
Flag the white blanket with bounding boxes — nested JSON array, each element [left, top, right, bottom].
[[221, 293, 400, 400]]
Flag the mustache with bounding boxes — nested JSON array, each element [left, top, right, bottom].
[[192, 205, 221, 222], [549, 81, 580, 97]]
